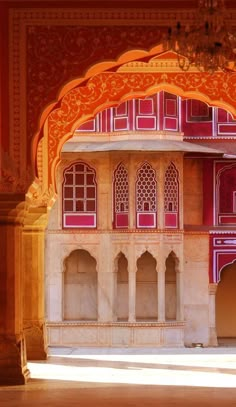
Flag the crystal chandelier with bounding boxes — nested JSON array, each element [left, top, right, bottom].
[[166, 0, 236, 73]]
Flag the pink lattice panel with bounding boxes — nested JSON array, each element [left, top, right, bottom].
[[113, 163, 129, 228], [164, 163, 179, 228], [136, 162, 157, 228]]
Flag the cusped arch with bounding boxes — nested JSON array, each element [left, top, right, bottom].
[[135, 248, 157, 266], [114, 249, 129, 266], [35, 44, 165, 136], [218, 259, 236, 283], [166, 250, 179, 260], [32, 50, 236, 192], [163, 248, 180, 263], [62, 246, 98, 272], [165, 250, 180, 269], [114, 250, 128, 272]]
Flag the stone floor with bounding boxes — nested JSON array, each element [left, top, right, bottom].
[[1, 347, 236, 406]]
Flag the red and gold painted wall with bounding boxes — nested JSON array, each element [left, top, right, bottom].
[[0, 0, 236, 285], [1, 1, 236, 194]]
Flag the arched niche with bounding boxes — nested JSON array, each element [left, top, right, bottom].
[[115, 252, 128, 321], [165, 251, 178, 321], [216, 260, 236, 340], [63, 249, 97, 321], [136, 250, 157, 321]]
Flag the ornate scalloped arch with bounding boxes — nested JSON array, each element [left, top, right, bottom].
[[38, 64, 236, 191]]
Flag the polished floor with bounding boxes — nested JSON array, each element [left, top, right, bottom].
[[1, 347, 236, 406]]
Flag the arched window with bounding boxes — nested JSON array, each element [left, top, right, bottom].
[[136, 162, 157, 228], [63, 162, 97, 228], [164, 163, 179, 228], [113, 163, 129, 228]]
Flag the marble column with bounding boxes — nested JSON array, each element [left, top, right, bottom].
[[97, 235, 113, 322], [128, 243, 136, 322], [208, 283, 218, 346], [158, 268, 165, 322], [128, 271, 136, 322], [0, 197, 30, 385], [23, 207, 48, 360], [176, 268, 184, 321]]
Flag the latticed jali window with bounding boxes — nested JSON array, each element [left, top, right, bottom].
[[164, 163, 179, 228], [136, 162, 157, 228], [63, 162, 97, 228], [113, 163, 129, 228]]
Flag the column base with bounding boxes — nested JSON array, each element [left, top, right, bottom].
[[24, 322, 47, 360], [0, 335, 30, 385], [209, 327, 218, 347]]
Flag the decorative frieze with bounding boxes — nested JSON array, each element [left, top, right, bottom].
[[47, 321, 185, 328]]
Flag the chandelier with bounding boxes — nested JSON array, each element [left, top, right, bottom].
[[166, 0, 236, 73]]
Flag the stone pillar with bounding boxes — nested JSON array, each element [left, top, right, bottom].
[[0, 197, 30, 385], [158, 268, 165, 322], [176, 267, 184, 321], [128, 243, 136, 322], [97, 272, 115, 322], [208, 283, 218, 346], [128, 271, 136, 322], [23, 207, 48, 360], [97, 235, 113, 322]]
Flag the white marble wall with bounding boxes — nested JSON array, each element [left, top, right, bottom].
[[45, 153, 212, 347]]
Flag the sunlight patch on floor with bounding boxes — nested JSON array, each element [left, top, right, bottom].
[[28, 351, 236, 388]]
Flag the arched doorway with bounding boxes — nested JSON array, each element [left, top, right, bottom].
[[216, 260, 236, 344]]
